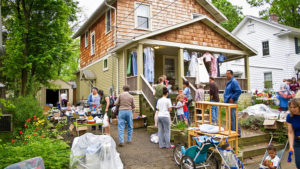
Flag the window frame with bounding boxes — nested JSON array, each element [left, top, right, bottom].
[[192, 13, 202, 19], [90, 31, 95, 56], [105, 9, 111, 34], [295, 37, 300, 54], [85, 31, 89, 48], [134, 2, 152, 31], [262, 40, 270, 56], [264, 72, 273, 89], [103, 58, 108, 71], [247, 24, 255, 34]]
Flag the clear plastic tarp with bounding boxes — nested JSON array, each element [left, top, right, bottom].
[[240, 104, 280, 119], [70, 133, 123, 169], [5, 157, 45, 169]]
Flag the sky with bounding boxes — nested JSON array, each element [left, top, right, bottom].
[[77, 0, 264, 20]]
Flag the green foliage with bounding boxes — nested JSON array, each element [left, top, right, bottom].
[[246, 0, 300, 28], [9, 96, 43, 129], [0, 98, 15, 116], [211, 0, 244, 31], [172, 121, 187, 130], [241, 116, 265, 130], [0, 115, 70, 169], [0, 132, 12, 144], [1, 0, 78, 96]]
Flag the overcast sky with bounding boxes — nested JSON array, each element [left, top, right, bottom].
[[77, 0, 263, 21]]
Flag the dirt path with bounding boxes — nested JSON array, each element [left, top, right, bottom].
[[109, 124, 177, 169]]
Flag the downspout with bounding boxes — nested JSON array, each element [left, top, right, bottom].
[[105, 0, 117, 96]]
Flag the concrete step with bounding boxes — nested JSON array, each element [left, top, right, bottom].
[[241, 142, 285, 159], [239, 134, 270, 147]]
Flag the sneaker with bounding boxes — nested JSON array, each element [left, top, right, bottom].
[[126, 141, 132, 144], [119, 143, 124, 147], [168, 145, 175, 149]]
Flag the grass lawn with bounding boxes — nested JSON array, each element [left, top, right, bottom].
[[0, 132, 12, 143]]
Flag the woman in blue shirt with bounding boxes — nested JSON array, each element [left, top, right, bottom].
[[287, 98, 300, 168]]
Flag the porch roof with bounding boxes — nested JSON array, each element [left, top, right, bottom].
[[112, 15, 257, 57]]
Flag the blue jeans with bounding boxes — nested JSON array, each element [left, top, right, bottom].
[[210, 100, 219, 124], [118, 110, 133, 143], [231, 101, 241, 136], [294, 140, 300, 168]]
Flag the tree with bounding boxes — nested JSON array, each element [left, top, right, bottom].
[[211, 0, 244, 32], [246, 0, 300, 28], [1, 0, 78, 96]]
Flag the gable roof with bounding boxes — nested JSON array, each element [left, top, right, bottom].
[[112, 15, 257, 56], [232, 15, 300, 36], [72, 0, 227, 39]]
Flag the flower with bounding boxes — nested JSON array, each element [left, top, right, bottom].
[[34, 129, 37, 132], [24, 142, 27, 145], [36, 127, 39, 130], [24, 124, 27, 128], [19, 130, 23, 134], [26, 118, 31, 122], [11, 140, 15, 143], [41, 135, 44, 138], [34, 118, 37, 121], [27, 136, 30, 138], [33, 133, 37, 136], [33, 115, 36, 118]]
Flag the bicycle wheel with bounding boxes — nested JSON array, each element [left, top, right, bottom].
[[204, 150, 219, 169], [173, 144, 182, 166], [180, 156, 196, 169]]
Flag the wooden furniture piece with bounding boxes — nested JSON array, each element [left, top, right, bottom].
[[191, 101, 240, 154]]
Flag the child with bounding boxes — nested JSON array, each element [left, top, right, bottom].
[[183, 96, 190, 125], [176, 94, 188, 125], [220, 144, 242, 168], [195, 84, 205, 102], [156, 87, 174, 149], [263, 145, 280, 169]]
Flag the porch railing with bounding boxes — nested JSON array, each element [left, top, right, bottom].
[[126, 76, 137, 91], [184, 77, 248, 91], [182, 76, 196, 99], [141, 75, 155, 110]]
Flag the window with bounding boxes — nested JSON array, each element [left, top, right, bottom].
[[295, 37, 300, 54], [262, 41, 269, 56], [135, 3, 150, 30], [103, 59, 108, 71], [264, 72, 273, 89], [247, 24, 255, 34], [90, 31, 95, 56], [192, 13, 201, 19], [105, 9, 111, 33], [85, 31, 88, 47]]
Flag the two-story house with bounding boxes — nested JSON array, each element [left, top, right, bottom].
[[221, 15, 300, 92], [73, 0, 256, 116]]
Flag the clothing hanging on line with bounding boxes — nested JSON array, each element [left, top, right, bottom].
[[188, 52, 198, 77], [126, 53, 132, 75], [217, 53, 227, 77], [184, 50, 191, 61], [195, 57, 209, 84], [202, 52, 213, 62], [143, 47, 154, 83], [132, 52, 137, 76], [211, 54, 218, 78]]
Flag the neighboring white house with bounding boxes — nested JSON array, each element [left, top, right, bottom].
[[220, 15, 300, 92]]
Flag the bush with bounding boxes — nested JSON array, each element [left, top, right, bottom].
[[241, 116, 265, 130], [10, 96, 43, 129], [0, 115, 70, 169]]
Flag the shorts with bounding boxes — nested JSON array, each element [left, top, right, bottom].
[[178, 114, 186, 121]]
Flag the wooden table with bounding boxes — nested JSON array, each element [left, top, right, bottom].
[[73, 121, 104, 136]]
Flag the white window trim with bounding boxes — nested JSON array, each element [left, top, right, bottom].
[[191, 13, 202, 19], [264, 71, 273, 88], [90, 31, 95, 56], [85, 31, 89, 48], [134, 2, 152, 31], [103, 58, 109, 71], [105, 9, 111, 34], [262, 40, 270, 57], [247, 24, 255, 34]]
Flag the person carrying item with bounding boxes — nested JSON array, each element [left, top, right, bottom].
[[87, 87, 101, 110], [115, 85, 135, 147], [176, 94, 188, 125], [156, 87, 174, 149], [99, 90, 111, 135], [209, 77, 220, 125], [262, 145, 280, 169], [287, 98, 300, 168], [224, 70, 242, 136]]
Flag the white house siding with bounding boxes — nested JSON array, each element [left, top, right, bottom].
[[221, 19, 300, 91]]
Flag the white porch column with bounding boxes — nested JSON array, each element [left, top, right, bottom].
[[178, 48, 184, 89], [137, 43, 143, 90], [244, 55, 250, 91]]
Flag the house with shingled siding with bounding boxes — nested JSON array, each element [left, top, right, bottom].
[[73, 0, 257, 118]]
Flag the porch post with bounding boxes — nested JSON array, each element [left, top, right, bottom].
[[244, 55, 250, 91], [137, 43, 143, 90], [178, 48, 184, 89]]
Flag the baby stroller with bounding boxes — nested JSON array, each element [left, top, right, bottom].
[[173, 135, 244, 169], [259, 135, 288, 169]]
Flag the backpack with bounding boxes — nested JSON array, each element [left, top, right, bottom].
[[109, 96, 115, 108]]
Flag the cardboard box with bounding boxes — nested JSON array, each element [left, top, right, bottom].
[[133, 118, 145, 128], [263, 120, 284, 129], [69, 124, 88, 136], [112, 118, 118, 125]]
